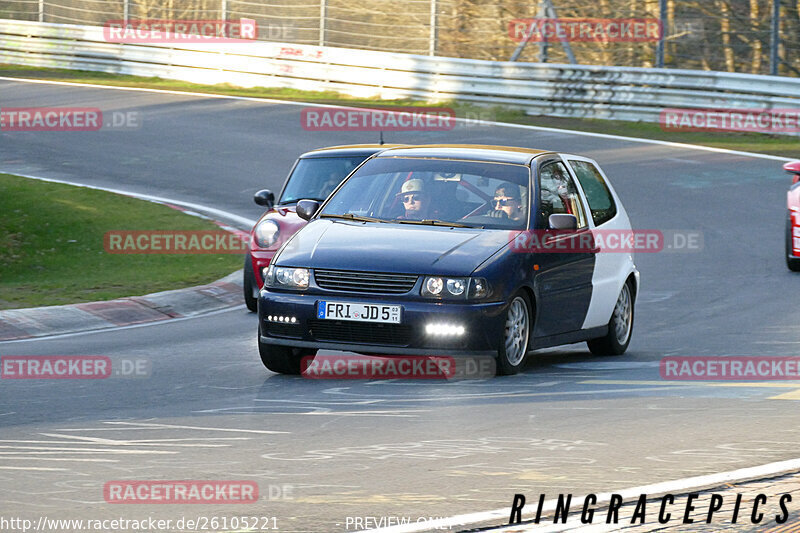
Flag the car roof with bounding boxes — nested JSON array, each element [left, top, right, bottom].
[[375, 144, 554, 165], [300, 144, 404, 159]]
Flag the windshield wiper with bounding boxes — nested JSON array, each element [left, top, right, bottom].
[[397, 219, 477, 228], [319, 213, 386, 223]]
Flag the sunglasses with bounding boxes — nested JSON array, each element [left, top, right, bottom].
[[402, 194, 423, 203], [494, 197, 518, 206]]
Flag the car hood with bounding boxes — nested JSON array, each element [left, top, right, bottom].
[[276, 220, 512, 275]]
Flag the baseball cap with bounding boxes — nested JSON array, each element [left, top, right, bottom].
[[398, 178, 425, 196]]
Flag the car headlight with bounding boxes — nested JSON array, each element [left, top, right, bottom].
[[263, 265, 309, 290], [253, 219, 280, 248], [421, 276, 489, 300]]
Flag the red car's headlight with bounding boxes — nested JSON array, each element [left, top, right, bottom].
[[253, 219, 280, 248]]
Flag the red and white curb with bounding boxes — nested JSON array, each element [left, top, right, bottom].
[[0, 174, 257, 342], [0, 270, 243, 341]]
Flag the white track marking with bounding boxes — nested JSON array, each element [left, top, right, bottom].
[[0, 466, 69, 471], [0, 446, 175, 454], [0, 457, 117, 462], [102, 421, 289, 434], [0, 76, 793, 162], [36, 433, 242, 447], [360, 457, 800, 532]]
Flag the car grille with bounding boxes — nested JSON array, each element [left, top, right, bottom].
[[309, 319, 413, 346], [314, 269, 418, 294]]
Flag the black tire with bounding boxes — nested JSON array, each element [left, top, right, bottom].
[[257, 326, 317, 375], [495, 291, 533, 376], [587, 279, 634, 356], [786, 213, 800, 272], [243, 252, 258, 312]]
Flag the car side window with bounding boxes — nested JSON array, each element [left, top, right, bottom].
[[568, 160, 618, 226], [538, 161, 588, 229]]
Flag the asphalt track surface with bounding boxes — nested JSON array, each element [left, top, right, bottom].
[[1, 79, 800, 532]]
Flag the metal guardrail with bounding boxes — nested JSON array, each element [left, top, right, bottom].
[[2, 19, 800, 127]]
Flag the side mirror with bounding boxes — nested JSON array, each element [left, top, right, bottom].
[[549, 213, 577, 230], [783, 161, 800, 184], [296, 199, 321, 221], [254, 189, 275, 209]]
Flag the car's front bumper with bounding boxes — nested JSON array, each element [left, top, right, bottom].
[[258, 291, 509, 355]]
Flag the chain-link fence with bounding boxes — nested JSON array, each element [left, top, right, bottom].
[[1, 0, 798, 76]]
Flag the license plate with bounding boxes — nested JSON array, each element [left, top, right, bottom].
[[317, 301, 402, 324]]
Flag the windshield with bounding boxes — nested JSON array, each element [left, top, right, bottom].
[[319, 157, 530, 229], [278, 156, 367, 204]]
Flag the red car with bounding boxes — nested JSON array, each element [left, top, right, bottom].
[[244, 144, 395, 310], [787, 161, 800, 272]]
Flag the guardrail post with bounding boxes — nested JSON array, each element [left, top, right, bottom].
[[429, 0, 437, 56], [221, 0, 227, 22], [655, 0, 666, 68], [319, 0, 327, 46], [123, 0, 129, 24], [770, 0, 780, 75], [38, 0, 44, 22], [538, 1, 548, 62]]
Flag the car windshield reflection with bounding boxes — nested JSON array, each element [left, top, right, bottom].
[[320, 158, 531, 229], [279, 156, 366, 204]]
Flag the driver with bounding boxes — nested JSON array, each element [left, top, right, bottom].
[[489, 184, 525, 222], [318, 170, 342, 199], [397, 179, 432, 220]]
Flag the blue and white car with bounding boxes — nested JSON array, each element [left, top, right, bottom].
[[257, 145, 639, 376]]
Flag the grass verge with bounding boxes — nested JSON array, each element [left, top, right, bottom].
[[2, 64, 799, 158], [0, 173, 242, 309]]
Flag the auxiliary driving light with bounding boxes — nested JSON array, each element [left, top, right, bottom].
[[425, 323, 466, 336], [267, 315, 297, 324]]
